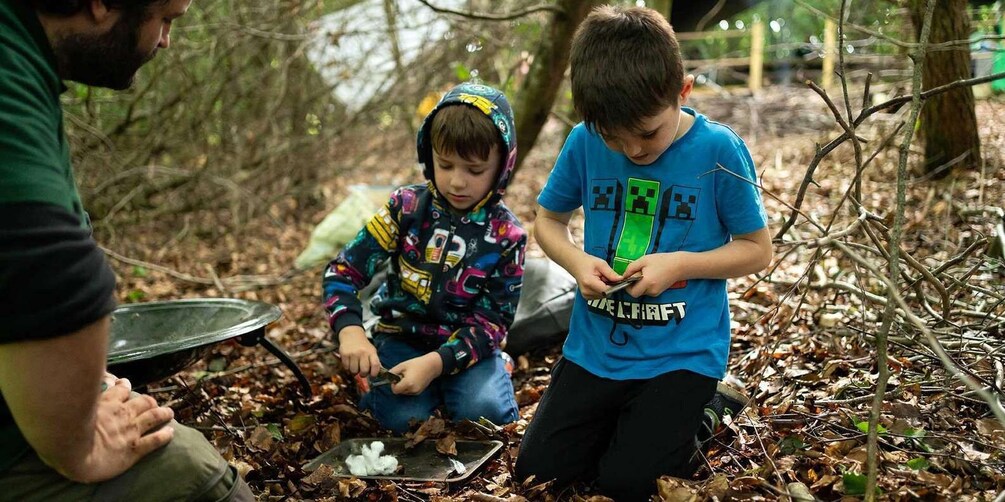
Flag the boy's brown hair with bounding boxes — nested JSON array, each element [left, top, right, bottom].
[[430, 105, 503, 162], [570, 5, 684, 134]]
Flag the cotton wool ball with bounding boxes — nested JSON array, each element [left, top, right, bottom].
[[344, 454, 369, 477], [345, 441, 398, 476]]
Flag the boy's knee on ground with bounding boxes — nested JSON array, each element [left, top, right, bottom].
[[514, 442, 575, 486], [379, 410, 426, 434], [596, 452, 697, 502], [363, 392, 436, 434], [596, 464, 661, 502], [449, 394, 515, 425]]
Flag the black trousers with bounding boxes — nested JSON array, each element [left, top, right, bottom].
[[515, 358, 717, 502]]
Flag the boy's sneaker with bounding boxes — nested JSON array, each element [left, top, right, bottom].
[[696, 382, 749, 448]]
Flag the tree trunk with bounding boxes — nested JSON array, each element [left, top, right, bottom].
[[910, 0, 981, 176], [513, 0, 599, 171]]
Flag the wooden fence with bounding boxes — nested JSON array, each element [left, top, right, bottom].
[[677, 19, 849, 92]]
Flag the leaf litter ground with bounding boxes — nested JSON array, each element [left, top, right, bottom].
[[101, 87, 1005, 501]]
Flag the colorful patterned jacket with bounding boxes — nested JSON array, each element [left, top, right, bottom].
[[322, 84, 526, 375]]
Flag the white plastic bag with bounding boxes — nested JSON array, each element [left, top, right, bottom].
[[295, 185, 393, 269]]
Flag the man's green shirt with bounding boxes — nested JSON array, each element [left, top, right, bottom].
[[0, 0, 86, 472], [0, 0, 83, 216]]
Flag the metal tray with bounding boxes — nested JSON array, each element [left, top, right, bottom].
[[304, 437, 503, 483]]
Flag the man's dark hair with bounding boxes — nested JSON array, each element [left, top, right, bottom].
[[570, 5, 685, 134], [430, 104, 504, 163], [25, 0, 166, 17]]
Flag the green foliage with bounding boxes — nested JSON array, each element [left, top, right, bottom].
[[906, 457, 931, 470], [453, 62, 472, 82], [778, 434, 806, 455], [678, 0, 909, 68], [842, 471, 870, 495], [266, 423, 285, 441], [855, 419, 888, 435], [903, 427, 934, 453]]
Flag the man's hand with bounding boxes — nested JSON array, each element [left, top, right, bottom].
[[570, 254, 623, 300], [338, 326, 381, 377], [101, 371, 118, 391], [72, 379, 175, 483], [389, 353, 443, 395], [621, 252, 688, 297]]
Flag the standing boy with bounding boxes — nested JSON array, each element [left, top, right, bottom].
[[323, 83, 525, 434], [515, 6, 772, 501]]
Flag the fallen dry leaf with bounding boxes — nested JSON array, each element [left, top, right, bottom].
[[436, 434, 458, 456]]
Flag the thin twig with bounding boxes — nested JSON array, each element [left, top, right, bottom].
[[414, 0, 562, 21]]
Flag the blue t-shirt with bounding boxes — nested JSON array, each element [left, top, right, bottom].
[[537, 108, 767, 380]]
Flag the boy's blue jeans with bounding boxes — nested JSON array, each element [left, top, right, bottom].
[[360, 335, 519, 434]]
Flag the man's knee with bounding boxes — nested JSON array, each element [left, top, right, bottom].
[[98, 422, 245, 501]]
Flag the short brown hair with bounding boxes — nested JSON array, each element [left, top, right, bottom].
[[430, 104, 502, 162], [570, 5, 684, 134]]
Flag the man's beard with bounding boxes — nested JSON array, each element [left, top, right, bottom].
[[55, 12, 156, 90]]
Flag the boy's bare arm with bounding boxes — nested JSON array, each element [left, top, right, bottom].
[[621, 227, 773, 298], [535, 205, 622, 299]]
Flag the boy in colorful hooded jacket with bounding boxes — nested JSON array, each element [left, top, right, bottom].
[[322, 83, 526, 433]]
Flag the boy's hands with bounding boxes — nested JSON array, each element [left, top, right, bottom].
[[338, 326, 381, 377], [389, 353, 442, 395], [571, 254, 623, 300], [620, 252, 689, 297]]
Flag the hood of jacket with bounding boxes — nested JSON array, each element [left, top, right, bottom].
[[416, 83, 517, 213]]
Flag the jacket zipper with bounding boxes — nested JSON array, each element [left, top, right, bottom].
[[429, 214, 457, 298]]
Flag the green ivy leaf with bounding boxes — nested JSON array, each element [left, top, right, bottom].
[[843, 472, 868, 495], [126, 289, 146, 302], [906, 457, 930, 470], [266, 423, 284, 441], [779, 435, 806, 455], [131, 266, 148, 277], [856, 419, 888, 435]]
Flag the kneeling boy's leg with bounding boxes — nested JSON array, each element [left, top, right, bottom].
[[514, 358, 623, 487], [596, 370, 716, 502], [440, 351, 518, 426], [359, 336, 440, 433], [360, 383, 440, 434]]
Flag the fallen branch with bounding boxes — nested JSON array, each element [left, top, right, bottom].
[[101, 246, 306, 292]]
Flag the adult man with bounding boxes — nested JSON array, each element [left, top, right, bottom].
[[0, 0, 253, 499]]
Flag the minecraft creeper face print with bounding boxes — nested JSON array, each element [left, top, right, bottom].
[[612, 178, 660, 274], [591, 180, 620, 211]]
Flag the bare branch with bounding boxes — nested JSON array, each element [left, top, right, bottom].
[[414, 0, 563, 21]]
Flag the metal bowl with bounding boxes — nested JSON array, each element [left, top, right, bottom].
[[107, 298, 282, 386]]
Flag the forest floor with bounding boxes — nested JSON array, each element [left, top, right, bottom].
[[99, 85, 1005, 501]]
